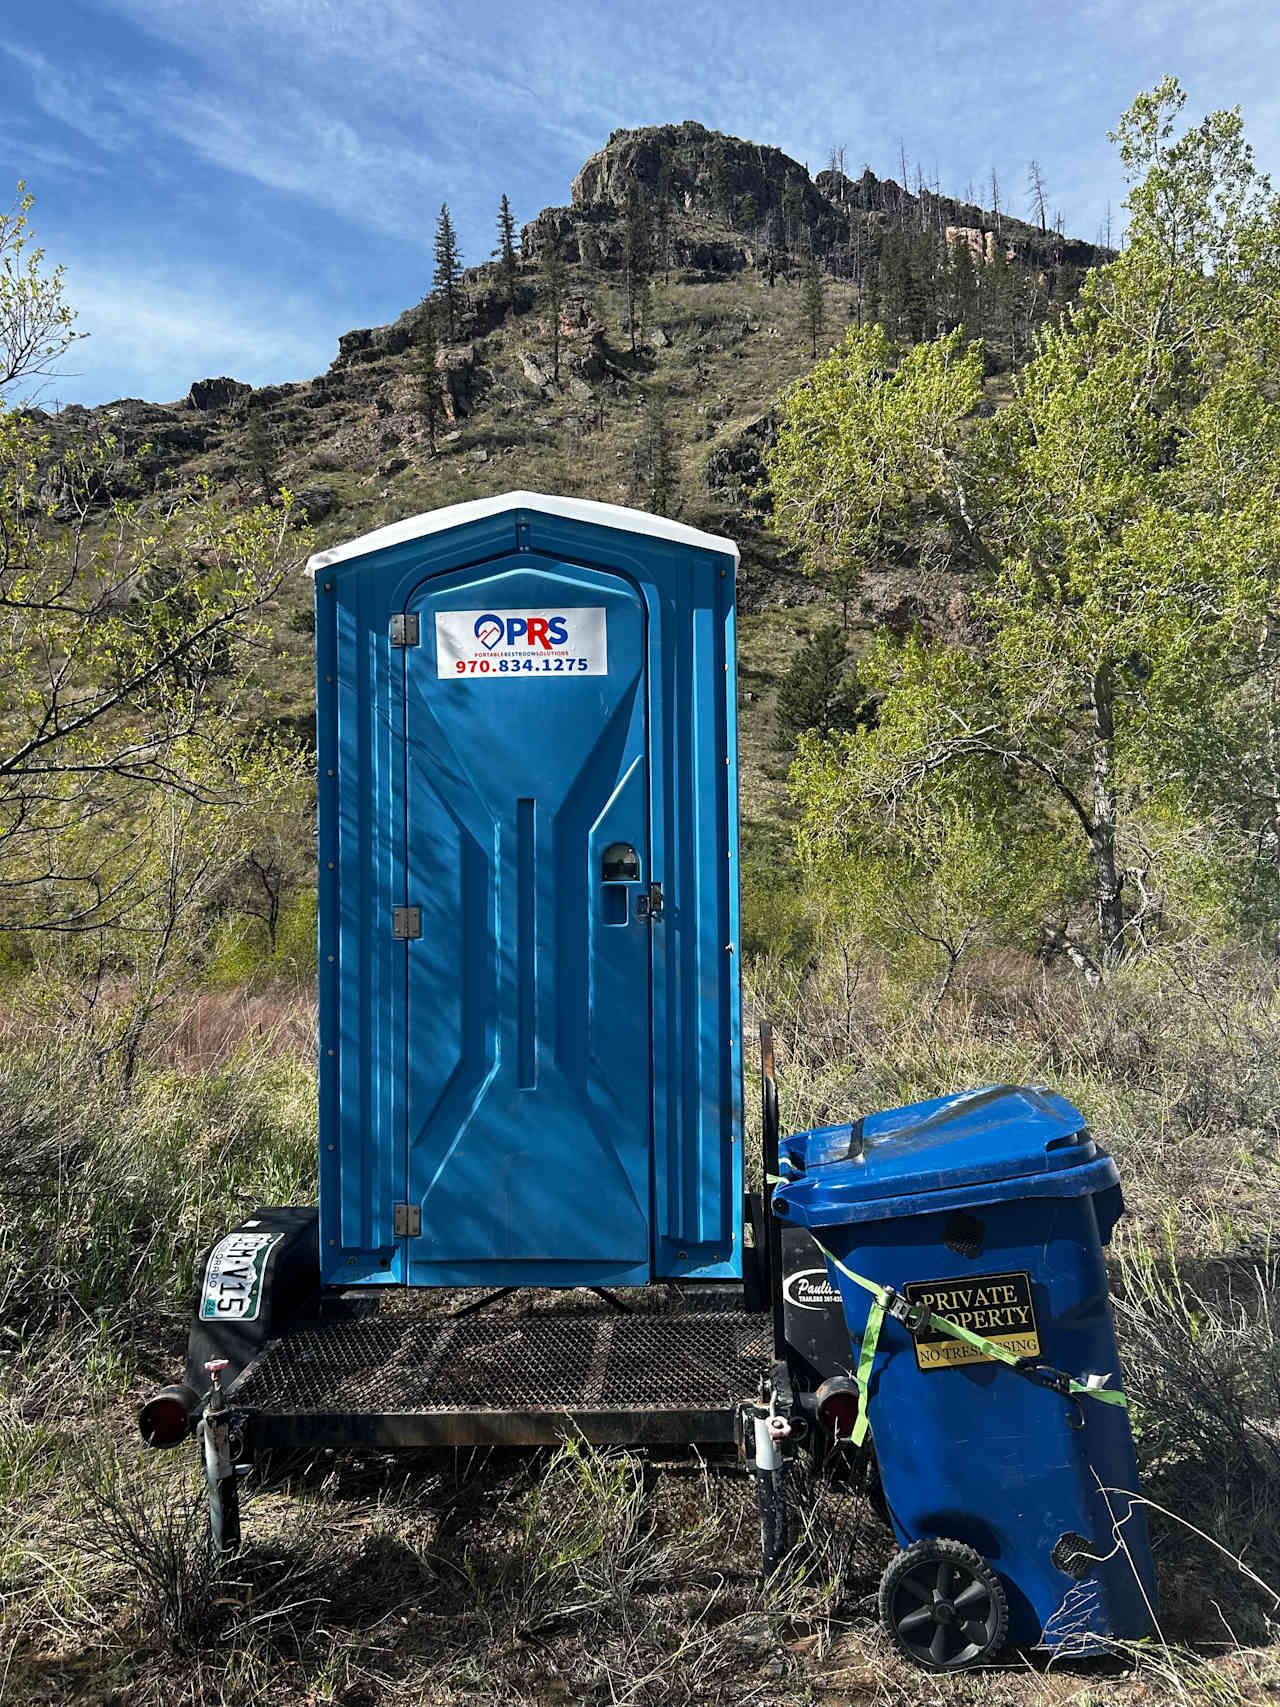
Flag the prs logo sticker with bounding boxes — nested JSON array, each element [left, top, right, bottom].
[[201, 1231, 283, 1321], [903, 1270, 1041, 1372], [435, 608, 607, 678]]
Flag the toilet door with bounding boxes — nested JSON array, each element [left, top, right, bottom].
[[401, 555, 653, 1285]]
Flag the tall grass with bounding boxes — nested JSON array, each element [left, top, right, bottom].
[[2, 938, 1279, 1701], [0, 1020, 315, 1359]]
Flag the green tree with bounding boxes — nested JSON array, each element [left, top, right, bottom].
[[949, 232, 979, 332], [537, 235, 569, 383], [0, 192, 309, 966], [433, 202, 461, 338], [622, 186, 651, 355], [798, 249, 826, 357], [775, 622, 867, 750], [769, 81, 1280, 970], [495, 193, 518, 301], [241, 401, 278, 498], [0, 183, 80, 395], [628, 387, 678, 516], [416, 303, 445, 453]]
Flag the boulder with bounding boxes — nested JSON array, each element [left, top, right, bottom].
[[705, 413, 777, 513], [521, 351, 553, 389], [292, 484, 336, 524], [188, 376, 251, 412]]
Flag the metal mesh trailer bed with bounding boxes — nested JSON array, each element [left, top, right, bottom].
[[229, 1300, 773, 1450]]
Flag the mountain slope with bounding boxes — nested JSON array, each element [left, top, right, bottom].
[[19, 123, 1108, 851]]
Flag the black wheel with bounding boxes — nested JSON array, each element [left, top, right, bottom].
[[879, 1537, 1008, 1671]]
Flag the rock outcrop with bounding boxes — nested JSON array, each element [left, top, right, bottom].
[[188, 376, 251, 412]]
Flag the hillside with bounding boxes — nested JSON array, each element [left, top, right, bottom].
[[18, 122, 1107, 862]]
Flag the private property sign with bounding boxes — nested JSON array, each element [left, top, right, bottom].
[[903, 1271, 1041, 1371]]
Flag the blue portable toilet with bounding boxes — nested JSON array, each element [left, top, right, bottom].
[[308, 493, 743, 1291]]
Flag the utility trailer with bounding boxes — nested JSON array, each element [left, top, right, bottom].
[[140, 494, 854, 1569], [141, 494, 1155, 1670]]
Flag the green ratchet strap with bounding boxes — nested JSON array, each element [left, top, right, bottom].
[[764, 1174, 1128, 1444], [851, 1290, 885, 1446]]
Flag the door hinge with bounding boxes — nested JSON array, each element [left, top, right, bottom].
[[393, 905, 421, 939], [390, 612, 420, 647], [393, 1203, 421, 1238]]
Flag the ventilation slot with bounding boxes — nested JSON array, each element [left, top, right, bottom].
[[1051, 1531, 1102, 1579], [943, 1210, 985, 1259]]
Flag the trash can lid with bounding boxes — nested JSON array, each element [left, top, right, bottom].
[[775, 1084, 1107, 1224]]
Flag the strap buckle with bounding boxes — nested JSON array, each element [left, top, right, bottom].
[[880, 1287, 931, 1334], [1024, 1363, 1073, 1396]]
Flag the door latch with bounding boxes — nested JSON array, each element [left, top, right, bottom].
[[635, 881, 664, 920], [393, 1203, 421, 1237]]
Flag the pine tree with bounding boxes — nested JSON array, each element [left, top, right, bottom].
[[622, 186, 651, 356], [987, 238, 1013, 353], [495, 194, 518, 301], [537, 235, 568, 383], [416, 304, 444, 454], [799, 249, 826, 358], [241, 403, 277, 498], [433, 203, 461, 338], [950, 232, 978, 332], [905, 233, 933, 340], [628, 387, 678, 516], [774, 622, 866, 750], [863, 258, 881, 327], [634, 277, 655, 350]]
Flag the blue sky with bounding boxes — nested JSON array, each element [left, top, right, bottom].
[[3, 0, 1278, 408]]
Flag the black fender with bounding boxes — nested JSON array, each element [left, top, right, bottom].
[[184, 1206, 320, 1397], [780, 1222, 855, 1393]]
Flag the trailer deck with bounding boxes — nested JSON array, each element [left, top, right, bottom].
[[230, 1290, 772, 1450]]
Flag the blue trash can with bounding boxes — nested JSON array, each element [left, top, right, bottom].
[[773, 1084, 1156, 1667]]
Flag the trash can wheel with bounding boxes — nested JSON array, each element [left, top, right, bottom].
[[879, 1537, 1008, 1671]]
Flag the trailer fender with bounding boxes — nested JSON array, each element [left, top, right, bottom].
[[183, 1206, 320, 1398]]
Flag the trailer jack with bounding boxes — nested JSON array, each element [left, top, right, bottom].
[[199, 1359, 242, 1557]]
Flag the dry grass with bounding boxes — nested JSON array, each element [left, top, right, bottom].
[[2, 942, 1279, 1704]]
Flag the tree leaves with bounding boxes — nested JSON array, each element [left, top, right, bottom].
[[768, 81, 1280, 969]]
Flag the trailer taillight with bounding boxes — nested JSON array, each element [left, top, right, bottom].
[[139, 1383, 198, 1448], [815, 1376, 860, 1441]]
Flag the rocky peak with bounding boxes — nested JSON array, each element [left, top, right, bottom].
[[571, 121, 831, 233]]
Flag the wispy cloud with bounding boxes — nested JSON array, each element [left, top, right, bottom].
[[0, 44, 136, 156], [43, 261, 336, 405]]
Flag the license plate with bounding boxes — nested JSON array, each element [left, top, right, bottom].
[[903, 1270, 1041, 1371], [201, 1231, 282, 1322]]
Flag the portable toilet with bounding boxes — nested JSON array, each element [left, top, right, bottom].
[[308, 493, 743, 1291]]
